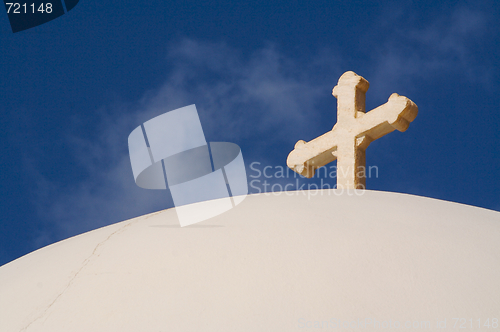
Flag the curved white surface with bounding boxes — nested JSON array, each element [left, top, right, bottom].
[[1, 190, 499, 331]]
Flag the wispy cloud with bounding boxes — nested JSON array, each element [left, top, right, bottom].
[[364, 6, 493, 100], [28, 39, 342, 248]]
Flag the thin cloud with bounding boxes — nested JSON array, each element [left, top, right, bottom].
[[28, 39, 341, 249], [365, 6, 493, 100]]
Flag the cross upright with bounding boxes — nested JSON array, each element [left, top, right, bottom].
[[287, 71, 418, 189]]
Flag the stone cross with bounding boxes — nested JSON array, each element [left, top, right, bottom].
[[287, 71, 418, 189]]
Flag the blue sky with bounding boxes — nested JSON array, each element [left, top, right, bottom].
[[1, 0, 499, 266]]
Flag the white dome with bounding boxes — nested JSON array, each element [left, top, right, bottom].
[[1, 190, 499, 331]]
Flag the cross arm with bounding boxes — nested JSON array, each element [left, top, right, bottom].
[[287, 130, 338, 178], [355, 93, 418, 141]]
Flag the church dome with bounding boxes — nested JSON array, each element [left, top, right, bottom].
[[1, 190, 499, 331]]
